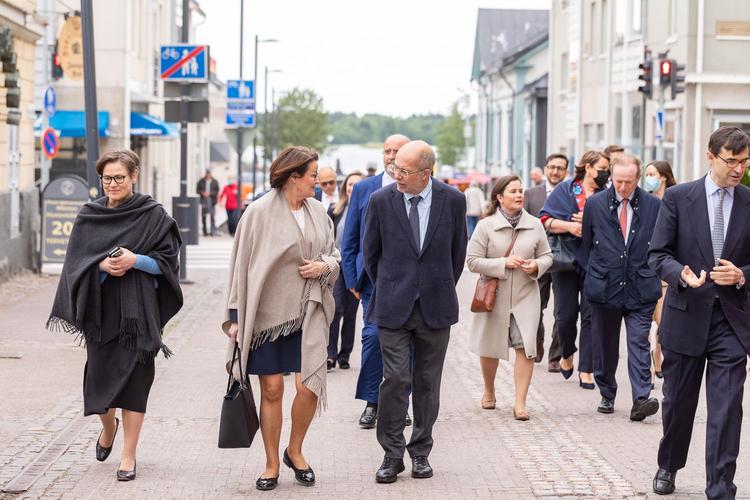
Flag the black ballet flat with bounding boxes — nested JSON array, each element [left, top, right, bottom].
[[96, 417, 119, 462], [283, 448, 315, 486], [256, 476, 279, 491], [116, 460, 136, 481]]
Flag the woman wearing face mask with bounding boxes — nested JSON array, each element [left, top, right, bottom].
[[540, 150, 610, 390], [643, 160, 677, 380]]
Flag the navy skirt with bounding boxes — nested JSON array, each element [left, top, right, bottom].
[[247, 329, 302, 375]]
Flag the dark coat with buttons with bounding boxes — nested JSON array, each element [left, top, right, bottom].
[[580, 185, 662, 310]]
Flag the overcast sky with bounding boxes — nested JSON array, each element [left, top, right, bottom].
[[196, 0, 549, 118]]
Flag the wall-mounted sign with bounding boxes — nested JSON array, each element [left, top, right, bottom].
[[58, 16, 84, 80]]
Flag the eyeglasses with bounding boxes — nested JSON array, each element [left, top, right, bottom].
[[716, 153, 750, 169], [545, 165, 567, 172], [319, 180, 336, 187], [100, 175, 128, 185], [393, 165, 428, 177], [383, 149, 400, 156]]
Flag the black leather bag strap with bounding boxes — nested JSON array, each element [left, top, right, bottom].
[[225, 342, 245, 394]]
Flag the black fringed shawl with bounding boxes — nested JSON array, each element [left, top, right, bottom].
[[47, 193, 183, 363]]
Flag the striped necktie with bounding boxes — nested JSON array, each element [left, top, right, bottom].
[[712, 188, 725, 264]]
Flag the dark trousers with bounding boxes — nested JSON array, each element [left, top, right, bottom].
[[551, 269, 593, 372], [225, 208, 238, 235], [377, 301, 450, 459], [328, 274, 359, 363], [591, 304, 655, 401], [657, 303, 747, 500], [538, 272, 561, 362], [355, 286, 382, 404], [201, 202, 217, 236]]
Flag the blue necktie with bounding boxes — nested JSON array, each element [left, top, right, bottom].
[[409, 196, 422, 251]]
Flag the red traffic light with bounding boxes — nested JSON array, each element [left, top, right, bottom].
[[660, 60, 672, 76]]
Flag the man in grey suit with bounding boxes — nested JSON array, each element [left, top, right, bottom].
[[524, 153, 568, 371]]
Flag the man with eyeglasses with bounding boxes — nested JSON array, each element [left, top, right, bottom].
[[524, 153, 569, 370], [342, 134, 411, 430], [315, 166, 339, 212], [649, 126, 750, 498]]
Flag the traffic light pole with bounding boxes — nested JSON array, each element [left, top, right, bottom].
[[81, 0, 100, 199], [178, 0, 191, 283]]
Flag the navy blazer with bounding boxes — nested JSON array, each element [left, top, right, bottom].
[[341, 173, 384, 292], [363, 179, 468, 330], [648, 177, 750, 356], [581, 185, 662, 309]]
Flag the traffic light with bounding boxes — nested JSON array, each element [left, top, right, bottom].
[[659, 59, 672, 87], [671, 60, 686, 98], [638, 59, 653, 99], [51, 42, 63, 80]]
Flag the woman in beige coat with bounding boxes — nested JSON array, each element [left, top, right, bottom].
[[467, 175, 552, 420]]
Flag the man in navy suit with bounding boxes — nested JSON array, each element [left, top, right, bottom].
[[580, 154, 661, 420], [364, 140, 467, 483], [341, 134, 410, 428], [649, 126, 750, 498]]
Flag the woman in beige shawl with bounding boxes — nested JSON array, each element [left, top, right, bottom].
[[222, 146, 339, 491]]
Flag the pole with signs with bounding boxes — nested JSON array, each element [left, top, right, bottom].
[[238, 0, 244, 205], [179, 0, 190, 283], [80, 0, 100, 199]]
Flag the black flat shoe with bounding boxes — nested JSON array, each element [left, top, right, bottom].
[[579, 375, 595, 390], [359, 405, 377, 429], [411, 455, 433, 478], [96, 417, 119, 462], [256, 476, 279, 491], [283, 449, 315, 486], [655, 371, 663, 379], [116, 460, 136, 481], [630, 397, 659, 421], [338, 360, 350, 369], [653, 468, 676, 495], [597, 397, 615, 414], [326, 359, 335, 371], [376, 457, 405, 483]]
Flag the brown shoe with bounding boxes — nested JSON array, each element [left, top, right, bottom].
[[534, 345, 545, 363], [548, 360, 561, 373]]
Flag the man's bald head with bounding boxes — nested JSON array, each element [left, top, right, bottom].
[[317, 166, 337, 196], [394, 140, 434, 195], [383, 134, 411, 175]]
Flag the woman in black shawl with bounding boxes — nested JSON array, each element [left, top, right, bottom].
[[48, 149, 183, 481]]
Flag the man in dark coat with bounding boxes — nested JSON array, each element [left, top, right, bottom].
[[580, 153, 661, 421], [649, 126, 750, 498], [364, 140, 467, 483], [196, 170, 219, 236]]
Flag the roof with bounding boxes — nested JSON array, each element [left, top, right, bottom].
[[471, 9, 549, 81]]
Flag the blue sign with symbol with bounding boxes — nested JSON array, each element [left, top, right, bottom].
[[656, 109, 665, 140], [226, 101, 256, 127], [44, 87, 56, 117], [160, 44, 209, 81], [227, 80, 255, 100]]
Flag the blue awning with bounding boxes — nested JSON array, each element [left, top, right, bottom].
[[130, 112, 178, 137], [49, 110, 110, 138]]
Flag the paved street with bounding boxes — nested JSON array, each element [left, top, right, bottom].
[[1, 236, 749, 499]]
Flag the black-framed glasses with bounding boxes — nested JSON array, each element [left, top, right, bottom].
[[393, 165, 428, 177], [545, 165, 567, 172], [100, 175, 128, 185], [716, 153, 750, 169]]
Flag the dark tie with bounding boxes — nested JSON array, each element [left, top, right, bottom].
[[712, 188, 725, 264], [409, 195, 422, 250], [619, 198, 629, 242]]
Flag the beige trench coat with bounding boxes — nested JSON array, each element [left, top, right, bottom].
[[466, 210, 552, 361]]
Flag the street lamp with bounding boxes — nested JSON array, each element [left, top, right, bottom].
[[263, 66, 282, 189], [253, 36, 278, 196]]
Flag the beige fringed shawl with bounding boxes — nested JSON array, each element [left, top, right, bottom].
[[222, 188, 340, 410]]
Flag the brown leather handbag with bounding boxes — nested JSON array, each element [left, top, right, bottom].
[[470, 229, 519, 313]]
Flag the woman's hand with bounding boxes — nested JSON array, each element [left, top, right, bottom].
[[108, 248, 137, 275], [298, 259, 327, 279], [505, 256, 526, 270], [98, 257, 123, 276], [567, 221, 582, 238], [226, 322, 239, 342], [520, 260, 539, 275]]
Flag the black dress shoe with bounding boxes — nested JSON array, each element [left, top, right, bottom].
[[411, 456, 433, 478], [404, 413, 412, 427], [375, 457, 405, 483], [96, 417, 119, 462], [597, 397, 615, 414], [283, 449, 315, 486], [338, 360, 350, 369], [359, 406, 377, 429], [256, 476, 279, 491], [327, 359, 335, 371], [630, 397, 659, 421], [116, 460, 136, 481], [653, 468, 676, 495]]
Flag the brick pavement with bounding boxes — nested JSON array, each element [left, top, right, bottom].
[[1, 260, 749, 499]]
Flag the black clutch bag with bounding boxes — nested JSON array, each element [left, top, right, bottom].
[[548, 233, 577, 273], [218, 343, 259, 449]]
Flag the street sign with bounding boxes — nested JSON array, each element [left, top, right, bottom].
[[44, 86, 56, 117], [227, 80, 255, 100], [656, 109, 665, 140], [226, 101, 256, 127], [42, 128, 59, 159], [160, 44, 209, 82], [224, 127, 255, 155], [42, 175, 88, 263]]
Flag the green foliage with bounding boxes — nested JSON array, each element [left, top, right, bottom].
[[742, 168, 750, 187], [276, 87, 329, 152], [435, 104, 466, 166], [327, 112, 446, 145]]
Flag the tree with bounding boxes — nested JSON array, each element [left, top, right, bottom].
[[435, 103, 466, 166], [276, 87, 329, 153]]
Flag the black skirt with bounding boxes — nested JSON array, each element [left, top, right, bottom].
[[247, 330, 302, 375], [83, 277, 155, 416]]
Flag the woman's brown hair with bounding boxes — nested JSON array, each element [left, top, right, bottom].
[[483, 175, 521, 218], [573, 150, 610, 181], [332, 171, 364, 216], [645, 160, 676, 188], [96, 149, 140, 176], [269, 146, 319, 189]]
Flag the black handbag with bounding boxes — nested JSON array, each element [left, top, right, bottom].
[[218, 343, 260, 449], [548, 233, 577, 273]]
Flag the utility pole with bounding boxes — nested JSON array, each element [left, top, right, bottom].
[[263, 65, 269, 188], [80, 0, 100, 198], [252, 35, 258, 198], [178, 0, 191, 282], [236, 0, 244, 204]]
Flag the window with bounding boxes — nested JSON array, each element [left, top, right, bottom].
[[668, 0, 678, 37], [596, 123, 605, 144], [614, 0, 626, 43], [631, 105, 642, 142], [589, 1, 597, 56], [615, 107, 623, 143], [560, 53, 569, 92], [584, 124, 594, 145], [600, 0, 608, 54], [631, 0, 642, 33]]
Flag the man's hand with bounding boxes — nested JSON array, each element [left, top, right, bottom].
[[520, 259, 538, 275], [505, 256, 526, 270], [226, 322, 238, 342], [349, 288, 361, 300], [710, 259, 744, 286], [681, 265, 707, 288]]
